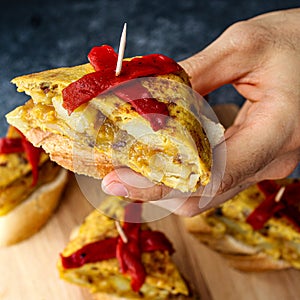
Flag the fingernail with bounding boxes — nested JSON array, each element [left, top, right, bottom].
[[102, 182, 129, 197]]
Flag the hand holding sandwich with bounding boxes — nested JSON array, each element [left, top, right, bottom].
[[102, 8, 300, 216]]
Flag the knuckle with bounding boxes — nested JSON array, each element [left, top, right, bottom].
[[224, 20, 272, 53]]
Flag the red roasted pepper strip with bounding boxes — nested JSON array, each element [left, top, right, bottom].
[[116, 203, 145, 291], [246, 180, 300, 231], [88, 44, 118, 71], [62, 45, 182, 131], [246, 191, 284, 230], [281, 181, 300, 206], [60, 230, 174, 268], [87, 45, 182, 79], [117, 242, 145, 291], [0, 137, 23, 153], [113, 81, 169, 131], [277, 181, 300, 231], [62, 71, 116, 113], [0, 131, 42, 187], [60, 201, 175, 292], [246, 180, 281, 230], [20, 135, 43, 187], [60, 237, 118, 269], [257, 180, 279, 196], [141, 230, 174, 254]]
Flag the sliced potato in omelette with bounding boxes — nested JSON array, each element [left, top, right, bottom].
[[58, 196, 194, 299], [6, 55, 223, 192]]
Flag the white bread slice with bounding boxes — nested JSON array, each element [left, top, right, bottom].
[[0, 168, 68, 246]]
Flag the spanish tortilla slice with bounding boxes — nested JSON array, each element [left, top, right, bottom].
[[6, 56, 223, 192], [57, 196, 195, 299]]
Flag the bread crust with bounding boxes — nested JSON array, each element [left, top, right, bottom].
[[24, 128, 114, 179], [184, 215, 292, 272], [220, 252, 291, 272], [0, 168, 68, 246]]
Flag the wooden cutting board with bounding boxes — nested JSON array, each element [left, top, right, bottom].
[[1, 104, 300, 300]]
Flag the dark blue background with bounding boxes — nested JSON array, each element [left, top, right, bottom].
[[1, 0, 299, 175]]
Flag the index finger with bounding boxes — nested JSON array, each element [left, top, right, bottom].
[[179, 20, 270, 95]]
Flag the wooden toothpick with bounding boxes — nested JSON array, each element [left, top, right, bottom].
[[275, 186, 286, 202], [115, 220, 128, 243], [115, 23, 127, 76]]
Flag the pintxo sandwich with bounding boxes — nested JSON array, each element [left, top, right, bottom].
[[184, 179, 300, 271], [0, 126, 68, 246], [58, 196, 197, 299], [7, 44, 223, 193]]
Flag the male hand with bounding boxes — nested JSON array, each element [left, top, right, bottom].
[[102, 9, 300, 216]]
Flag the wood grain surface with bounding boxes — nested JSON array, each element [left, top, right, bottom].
[[1, 104, 300, 300]]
